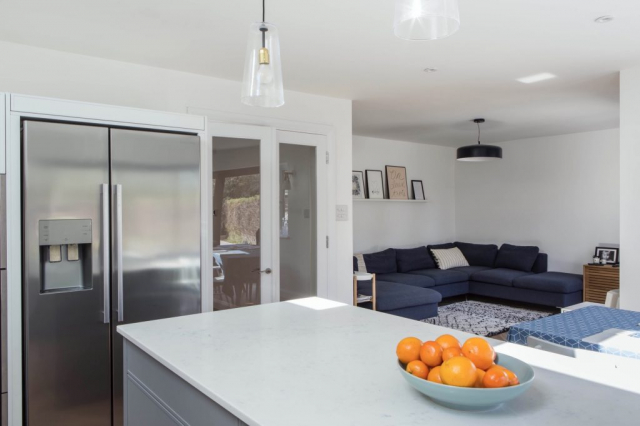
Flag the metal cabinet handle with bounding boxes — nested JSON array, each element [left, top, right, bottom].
[[252, 268, 272, 274], [102, 184, 110, 324], [116, 184, 124, 322]]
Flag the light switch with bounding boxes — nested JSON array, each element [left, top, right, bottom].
[[49, 245, 62, 263], [336, 205, 348, 221], [67, 244, 79, 261]]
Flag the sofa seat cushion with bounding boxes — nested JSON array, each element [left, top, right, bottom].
[[358, 281, 442, 311], [450, 266, 493, 279], [376, 272, 436, 288], [471, 268, 533, 287], [408, 268, 468, 286], [395, 246, 435, 272], [513, 272, 583, 294], [455, 242, 499, 267], [495, 244, 540, 272]]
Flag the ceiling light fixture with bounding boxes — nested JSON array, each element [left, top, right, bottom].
[[394, 0, 460, 40], [423, 68, 438, 73], [594, 15, 614, 24], [457, 119, 503, 162], [516, 72, 557, 84], [241, 0, 284, 108]]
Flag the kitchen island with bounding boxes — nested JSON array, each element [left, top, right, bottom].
[[118, 298, 640, 426]]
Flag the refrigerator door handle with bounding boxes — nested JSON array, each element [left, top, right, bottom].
[[102, 184, 110, 324], [116, 184, 124, 322]]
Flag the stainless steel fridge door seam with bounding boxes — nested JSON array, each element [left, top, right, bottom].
[[102, 184, 111, 324], [115, 184, 124, 322]]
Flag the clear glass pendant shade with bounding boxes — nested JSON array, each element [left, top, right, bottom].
[[241, 22, 285, 107], [394, 0, 460, 40]]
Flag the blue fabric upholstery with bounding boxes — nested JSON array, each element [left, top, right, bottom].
[[362, 248, 397, 274], [513, 272, 583, 294], [395, 246, 435, 272], [357, 281, 441, 311], [450, 266, 493, 279], [429, 281, 470, 298], [471, 268, 533, 287], [455, 242, 498, 267], [376, 272, 436, 288], [469, 281, 583, 308], [408, 268, 468, 285], [495, 244, 540, 272], [384, 303, 439, 320], [532, 253, 548, 274]]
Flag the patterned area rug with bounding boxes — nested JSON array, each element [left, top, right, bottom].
[[422, 301, 554, 337]]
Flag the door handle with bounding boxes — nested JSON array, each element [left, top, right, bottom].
[[115, 184, 124, 322], [101, 184, 110, 324], [252, 268, 272, 274]]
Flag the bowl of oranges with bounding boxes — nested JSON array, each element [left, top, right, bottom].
[[396, 334, 534, 411]]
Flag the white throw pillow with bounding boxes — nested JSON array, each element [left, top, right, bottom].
[[430, 247, 469, 270]]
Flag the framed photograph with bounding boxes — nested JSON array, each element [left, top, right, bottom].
[[411, 180, 425, 200], [352, 171, 366, 199], [365, 170, 384, 199], [385, 166, 408, 200], [595, 247, 619, 264]]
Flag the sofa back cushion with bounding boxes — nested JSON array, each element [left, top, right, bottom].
[[356, 248, 397, 274], [495, 244, 540, 272], [532, 253, 548, 274], [395, 246, 435, 272], [454, 242, 498, 267]]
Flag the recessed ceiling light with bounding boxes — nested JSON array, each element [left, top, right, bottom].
[[423, 68, 438, 73], [516, 72, 557, 84], [594, 15, 614, 24]]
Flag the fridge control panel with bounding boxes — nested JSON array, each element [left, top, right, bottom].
[[39, 219, 92, 246]]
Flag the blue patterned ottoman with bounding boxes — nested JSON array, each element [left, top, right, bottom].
[[507, 306, 640, 359]]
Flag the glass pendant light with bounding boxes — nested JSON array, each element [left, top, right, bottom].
[[457, 119, 503, 162], [394, 0, 461, 40], [241, 0, 284, 107]]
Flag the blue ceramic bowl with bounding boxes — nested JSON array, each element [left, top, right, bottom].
[[398, 353, 535, 411]]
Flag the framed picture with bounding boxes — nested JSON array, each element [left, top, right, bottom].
[[385, 165, 408, 200], [411, 180, 425, 200], [365, 170, 384, 199], [352, 171, 366, 199], [595, 247, 619, 264]]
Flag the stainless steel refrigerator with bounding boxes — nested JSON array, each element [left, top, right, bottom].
[[22, 120, 201, 426]]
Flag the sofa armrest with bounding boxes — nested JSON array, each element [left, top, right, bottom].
[[532, 253, 548, 273]]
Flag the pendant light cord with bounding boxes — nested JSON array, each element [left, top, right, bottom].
[[263, 0, 266, 22], [477, 122, 481, 145]]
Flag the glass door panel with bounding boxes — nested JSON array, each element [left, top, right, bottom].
[[212, 135, 265, 310], [279, 144, 317, 301]]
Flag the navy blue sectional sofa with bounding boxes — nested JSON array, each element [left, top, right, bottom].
[[354, 242, 583, 320]]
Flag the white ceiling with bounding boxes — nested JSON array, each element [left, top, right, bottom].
[[0, 0, 638, 146]]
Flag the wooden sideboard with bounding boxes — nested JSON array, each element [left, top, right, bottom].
[[583, 264, 619, 303]]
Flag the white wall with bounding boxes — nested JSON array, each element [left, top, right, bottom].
[[0, 41, 353, 304], [620, 67, 640, 311], [455, 129, 620, 275], [352, 136, 456, 253]]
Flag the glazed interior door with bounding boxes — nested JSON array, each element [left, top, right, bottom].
[[276, 130, 328, 301], [210, 124, 273, 310]]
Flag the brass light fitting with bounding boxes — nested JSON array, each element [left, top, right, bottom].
[[259, 47, 270, 65]]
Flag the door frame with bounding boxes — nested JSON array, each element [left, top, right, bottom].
[[189, 108, 336, 309], [4, 94, 207, 426]]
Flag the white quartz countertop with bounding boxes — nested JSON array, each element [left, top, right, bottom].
[[118, 298, 640, 426]]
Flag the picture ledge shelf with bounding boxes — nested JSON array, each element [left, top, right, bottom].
[[354, 199, 429, 203]]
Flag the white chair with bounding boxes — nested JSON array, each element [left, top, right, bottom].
[[605, 289, 620, 308]]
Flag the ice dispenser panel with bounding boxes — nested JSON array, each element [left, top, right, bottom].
[[39, 219, 93, 293]]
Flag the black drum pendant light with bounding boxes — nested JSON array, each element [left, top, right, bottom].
[[457, 119, 502, 161]]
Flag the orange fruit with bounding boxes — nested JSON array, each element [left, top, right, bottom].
[[483, 366, 509, 388], [406, 360, 429, 380], [475, 369, 486, 388], [442, 346, 462, 361], [461, 337, 496, 370], [396, 337, 422, 364], [419, 341, 443, 367], [440, 356, 477, 388], [427, 366, 443, 384], [493, 366, 520, 386], [436, 334, 461, 350]]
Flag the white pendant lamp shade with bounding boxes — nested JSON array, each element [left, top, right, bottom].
[[241, 22, 285, 108], [394, 0, 461, 40]]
